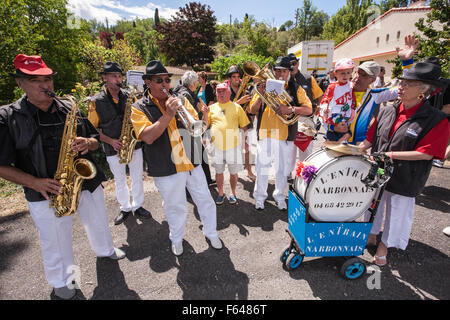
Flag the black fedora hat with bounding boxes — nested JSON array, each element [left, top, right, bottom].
[[287, 53, 299, 62], [99, 61, 124, 75], [274, 56, 293, 71], [142, 60, 172, 80], [398, 60, 443, 87]]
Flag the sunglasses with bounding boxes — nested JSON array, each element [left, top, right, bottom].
[[153, 78, 171, 84]]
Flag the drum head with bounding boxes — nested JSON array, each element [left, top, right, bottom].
[[296, 152, 377, 222]]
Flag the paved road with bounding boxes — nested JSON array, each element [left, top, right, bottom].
[[0, 131, 449, 301]]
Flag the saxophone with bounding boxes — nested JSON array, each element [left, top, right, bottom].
[[47, 92, 97, 218], [118, 87, 139, 164]]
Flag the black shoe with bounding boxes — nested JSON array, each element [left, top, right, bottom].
[[134, 207, 151, 220], [114, 210, 131, 225]]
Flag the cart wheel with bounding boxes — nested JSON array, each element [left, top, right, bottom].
[[340, 258, 366, 280], [285, 253, 303, 271], [280, 245, 292, 263]]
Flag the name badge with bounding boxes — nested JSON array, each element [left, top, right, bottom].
[[406, 128, 418, 138]]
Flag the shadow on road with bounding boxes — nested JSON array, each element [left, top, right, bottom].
[[416, 185, 450, 213], [175, 242, 249, 300], [0, 229, 29, 276], [122, 216, 176, 274], [90, 258, 141, 300], [189, 178, 287, 237], [284, 238, 450, 300]]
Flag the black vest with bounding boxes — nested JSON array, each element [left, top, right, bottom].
[[256, 80, 300, 142], [1, 96, 106, 202], [92, 88, 142, 156], [372, 101, 447, 197], [134, 96, 201, 177]]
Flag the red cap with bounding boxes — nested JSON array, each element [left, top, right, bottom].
[[14, 54, 54, 76], [216, 82, 229, 90]]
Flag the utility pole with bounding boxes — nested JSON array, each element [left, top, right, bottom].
[[229, 14, 233, 52]]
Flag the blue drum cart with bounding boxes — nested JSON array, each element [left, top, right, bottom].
[[280, 153, 392, 280]]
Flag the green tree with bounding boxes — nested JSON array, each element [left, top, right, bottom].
[[123, 18, 163, 63], [0, 0, 91, 104], [155, 2, 217, 67], [380, 0, 409, 12], [388, 0, 449, 78], [211, 53, 273, 81], [321, 0, 374, 45], [415, 0, 449, 78], [154, 8, 160, 26], [78, 39, 141, 82], [295, 0, 329, 42]]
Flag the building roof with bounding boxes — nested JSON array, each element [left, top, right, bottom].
[[334, 6, 431, 50]]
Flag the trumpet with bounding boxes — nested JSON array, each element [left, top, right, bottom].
[[162, 88, 207, 137]]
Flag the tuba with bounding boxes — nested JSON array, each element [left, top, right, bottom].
[[242, 61, 300, 125], [47, 91, 97, 218], [118, 86, 139, 164], [162, 88, 208, 137]]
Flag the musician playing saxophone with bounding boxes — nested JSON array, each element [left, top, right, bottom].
[[0, 55, 125, 299], [248, 56, 312, 211], [88, 62, 151, 225]]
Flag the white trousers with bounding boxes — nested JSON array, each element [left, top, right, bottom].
[[106, 148, 144, 212], [287, 139, 314, 175], [253, 138, 294, 203], [364, 190, 416, 250], [28, 186, 115, 288], [153, 165, 218, 244]]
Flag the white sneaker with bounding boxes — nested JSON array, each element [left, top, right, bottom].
[[108, 247, 126, 260], [443, 226, 450, 237], [277, 200, 287, 211], [255, 201, 265, 210], [207, 236, 223, 250], [171, 242, 184, 256], [433, 160, 444, 168]]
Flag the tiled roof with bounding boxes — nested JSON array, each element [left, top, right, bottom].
[[334, 6, 431, 49]]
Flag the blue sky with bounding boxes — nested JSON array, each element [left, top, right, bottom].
[[68, 0, 349, 27]]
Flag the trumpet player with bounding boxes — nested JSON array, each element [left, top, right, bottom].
[[248, 56, 313, 211], [88, 62, 151, 225], [130, 60, 222, 256], [0, 55, 125, 300]]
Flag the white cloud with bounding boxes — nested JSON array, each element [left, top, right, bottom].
[[67, 0, 178, 25]]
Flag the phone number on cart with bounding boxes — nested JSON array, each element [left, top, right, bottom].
[[313, 201, 365, 209]]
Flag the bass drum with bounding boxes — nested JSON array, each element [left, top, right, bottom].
[[294, 149, 377, 222]]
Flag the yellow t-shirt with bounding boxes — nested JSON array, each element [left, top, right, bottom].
[[310, 77, 324, 100], [208, 101, 250, 151], [354, 91, 366, 109]]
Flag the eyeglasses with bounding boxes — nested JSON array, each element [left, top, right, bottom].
[[290, 61, 298, 66], [153, 78, 171, 84], [399, 80, 420, 88]]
